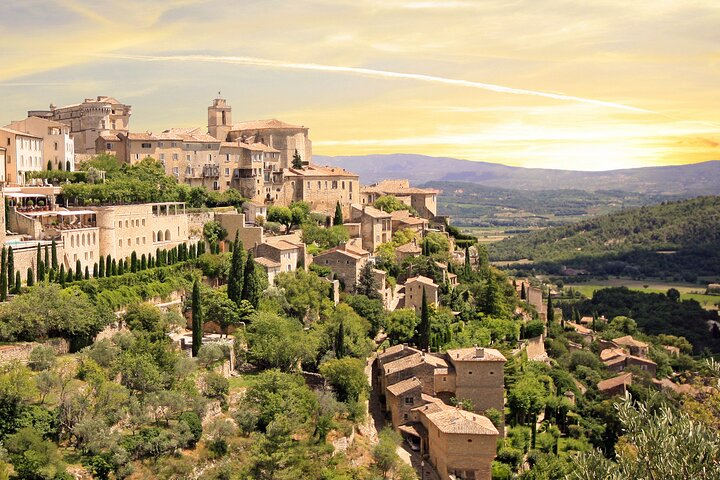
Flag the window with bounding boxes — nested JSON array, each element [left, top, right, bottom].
[[332, 180, 338, 189], [106, 143, 112, 150], [141, 143, 151, 148], [172, 153, 178, 160], [119, 239, 122, 247], [158, 142, 164, 148], [173, 167, 179, 175], [225, 168, 230, 176], [404, 397, 414, 405], [54, 142, 58, 151], [186, 154, 191, 161]]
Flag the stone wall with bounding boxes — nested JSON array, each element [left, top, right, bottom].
[[0, 338, 69, 365]]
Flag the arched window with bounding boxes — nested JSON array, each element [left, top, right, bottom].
[[165, 229, 171, 241], [70, 236, 74, 247]]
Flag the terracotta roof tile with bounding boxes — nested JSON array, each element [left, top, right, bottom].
[[446, 347, 506, 362], [597, 373, 632, 391], [386, 377, 422, 396], [425, 408, 498, 435]]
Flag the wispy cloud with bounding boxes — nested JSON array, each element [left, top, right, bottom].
[[98, 53, 654, 113]]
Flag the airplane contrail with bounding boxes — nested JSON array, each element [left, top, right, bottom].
[[98, 53, 654, 114]]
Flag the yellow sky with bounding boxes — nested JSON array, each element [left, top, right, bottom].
[[1, 0, 719, 170]]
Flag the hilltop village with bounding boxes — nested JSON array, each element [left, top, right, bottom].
[[0, 95, 716, 480]]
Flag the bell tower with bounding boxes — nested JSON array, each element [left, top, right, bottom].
[[208, 93, 232, 141]]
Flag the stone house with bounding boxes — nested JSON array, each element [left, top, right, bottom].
[[360, 179, 439, 220], [395, 240, 422, 262], [390, 209, 428, 236], [374, 343, 502, 480], [604, 354, 657, 377], [313, 243, 370, 292], [254, 256, 281, 285], [404, 275, 439, 314], [598, 373, 633, 396], [6, 117, 75, 173], [612, 335, 649, 357], [349, 204, 392, 253], [254, 234, 305, 275]]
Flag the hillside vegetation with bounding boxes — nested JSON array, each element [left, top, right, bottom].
[[422, 181, 678, 228], [489, 196, 720, 281]]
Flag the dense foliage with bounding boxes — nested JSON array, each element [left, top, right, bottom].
[[489, 196, 720, 280]]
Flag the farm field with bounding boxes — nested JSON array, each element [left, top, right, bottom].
[[566, 278, 720, 310]]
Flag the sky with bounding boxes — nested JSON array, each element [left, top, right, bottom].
[[1, 0, 719, 171]]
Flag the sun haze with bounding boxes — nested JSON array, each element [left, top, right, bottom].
[[1, 0, 718, 170]]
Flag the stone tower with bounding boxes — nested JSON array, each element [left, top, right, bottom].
[[208, 96, 232, 141]]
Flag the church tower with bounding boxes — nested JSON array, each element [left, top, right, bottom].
[[208, 95, 232, 141]]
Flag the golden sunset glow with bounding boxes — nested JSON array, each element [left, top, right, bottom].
[[1, 0, 719, 170]]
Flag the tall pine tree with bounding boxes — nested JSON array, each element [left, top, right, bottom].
[[0, 247, 7, 301], [6, 247, 13, 291], [464, 246, 471, 278], [335, 318, 346, 358], [333, 201, 343, 225], [26, 267, 34, 287], [292, 149, 303, 169], [36, 244, 44, 281], [51, 239, 58, 271], [191, 279, 203, 357], [99, 255, 105, 277], [75, 260, 82, 281], [241, 251, 260, 309], [14, 272, 20, 294], [227, 232, 245, 306]]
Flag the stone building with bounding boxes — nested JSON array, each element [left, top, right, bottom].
[[29, 96, 131, 154], [403, 275, 439, 314], [374, 344, 503, 480], [0, 127, 43, 185], [208, 97, 312, 169], [6, 117, 75, 172], [360, 179, 439, 220], [313, 243, 370, 292], [253, 235, 305, 276], [349, 204, 392, 253], [88, 202, 189, 260]]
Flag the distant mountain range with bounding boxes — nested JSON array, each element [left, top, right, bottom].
[[315, 154, 720, 195]]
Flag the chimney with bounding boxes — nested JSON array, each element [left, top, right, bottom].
[[475, 344, 484, 359]]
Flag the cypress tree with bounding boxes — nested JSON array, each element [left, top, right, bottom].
[[417, 289, 431, 351], [227, 232, 245, 306], [6, 247, 14, 290], [464, 246, 471, 278], [546, 293, 555, 324], [66, 267, 73, 283], [84, 266, 90, 280], [335, 318, 345, 359], [48, 268, 55, 283], [131, 251, 138, 272], [118, 260, 124, 275], [51, 239, 58, 271], [197, 241, 205, 256], [27, 267, 34, 287], [0, 247, 7, 301], [333, 201, 343, 226], [99, 255, 105, 277], [75, 260, 82, 281], [189, 243, 196, 259], [141, 254, 147, 270], [111, 259, 117, 276], [36, 244, 44, 281], [44, 245, 49, 271], [191, 279, 203, 357], [105, 255, 112, 277], [520, 283, 527, 300], [14, 272, 21, 293], [242, 251, 259, 309], [149, 256, 155, 268], [93, 263, 98, 278], [292, 149, 303, 169], [59, 265, 66, 288]]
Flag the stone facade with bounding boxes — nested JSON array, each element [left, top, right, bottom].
[[29, 96, 131, 154], [404, 276, 439, 314], [374, 344, 502, 480], [216, 212, 264, 250], [360, 179, 439, 219], [91, 202, 189, 260], [253, 234, 305, 275], [350, 204, 391, 253], [313, 243, 369, 292]]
